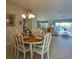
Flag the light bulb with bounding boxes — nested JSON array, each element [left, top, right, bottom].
[[21, 14, 26, 19], [29, 14, 35, 19], [6, 19, 9, 22]]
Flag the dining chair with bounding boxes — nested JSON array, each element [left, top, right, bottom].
[[40, 29, 46, 37], [9, 31, 17, 54], [15, 33, 30, 59], [33, 28, 46, 40], [13, 29, 24, 56], [9, 31, 14, 45], [33, 33, 52, 59], [7, 29, 21, 56]]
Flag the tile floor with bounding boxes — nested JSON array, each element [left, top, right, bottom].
[[6, 36, 72, 59]]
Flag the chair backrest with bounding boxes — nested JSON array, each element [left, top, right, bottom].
[[9, 31, 19, 49], [43, 33, 52, 50], [14, 29, 20, 35], [32, 28, 40, 36], [15, 33, 25, 50], [40, 29, 46, 37], [9, 31, 15, 44]]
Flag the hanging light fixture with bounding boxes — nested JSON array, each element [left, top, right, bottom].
[[21, 0, 35, 19], [21, 13, 26, 19], [28, 13, 35, 19]]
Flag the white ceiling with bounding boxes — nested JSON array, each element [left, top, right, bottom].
[[7, 0, 72, 21]]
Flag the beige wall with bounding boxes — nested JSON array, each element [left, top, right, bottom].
[[6, 1, 23, 32], [6, 1, 24, 45]]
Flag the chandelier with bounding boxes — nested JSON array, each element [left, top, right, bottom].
[[21, 10, 35, 19], [21, 0, 35, 19]]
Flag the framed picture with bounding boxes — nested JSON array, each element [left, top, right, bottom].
[[6, 13, 15, 26]]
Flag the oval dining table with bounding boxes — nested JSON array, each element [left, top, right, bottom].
[[23, 34, 44, 59]]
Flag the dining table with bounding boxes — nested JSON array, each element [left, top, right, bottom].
[[22, 33, 44, 59]]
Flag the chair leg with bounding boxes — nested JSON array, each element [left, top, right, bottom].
[[47, 50, 49, 59], [23, 52, 25, 59], [11, 43, 16, 56], [16, 49, 19, 59], [13, 45, 16, 55], [41, 53, 43, 59], [11, 44, 14, 54], [12, 44, 16, 56]]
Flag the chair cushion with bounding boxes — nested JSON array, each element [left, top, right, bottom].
[[34, 44, 43, 48], [33, 44, 47, 54]]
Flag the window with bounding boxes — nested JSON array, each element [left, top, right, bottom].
[[55, 22, 72, 36], [37, 21, 48, 29]]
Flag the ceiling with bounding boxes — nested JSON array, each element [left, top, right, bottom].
[[7, 0, 72, 21]]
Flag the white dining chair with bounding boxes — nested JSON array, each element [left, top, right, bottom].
[[39, 29, 46, 37], [9, 31, 19, 56], [33, 33, 52, 59], [13, 31, 19, 56], [7, 29, 21, 56], [15, 33, 30, 59], [9, 31, 14, 45], [8, 31, 17, 54]]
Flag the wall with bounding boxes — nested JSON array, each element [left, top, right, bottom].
[[6, 1, 23, 32], [6, 1, 24, 45]]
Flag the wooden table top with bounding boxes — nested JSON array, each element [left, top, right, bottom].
[[22, 33, 44, 44]]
